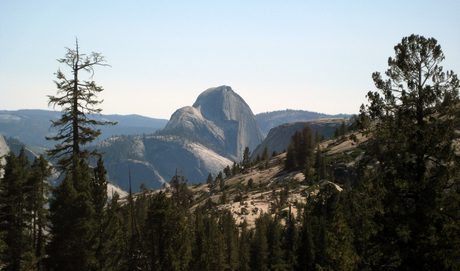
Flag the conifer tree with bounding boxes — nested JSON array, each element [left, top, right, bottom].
[[45, 40, 115, 270], [360, 34, 460, 269], [170, 170, 192, 211], [250, 214, 270, 271], [320, 206, 358, 271], [297, 206, 316, 271], [218, 209, 239, 270], [206, 172, 214, 185], [46, 39, 115, 174], [261, 146, 269, 161], [266, 216, 287, 270], [282, 207, 298, 270], [0, 151, 28, 271], [145, 191, 191, 270], [242, 146, 252, 170], [238, 220, 251, 271], [26, 154, 52, 269], [91, 157, 108, 270], [232, 161, 240, 176], [46, 159, 96, 271], [224, 165, 232, 178], [190, 209, 207, 270]]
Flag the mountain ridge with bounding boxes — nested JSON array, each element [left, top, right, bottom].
[[255, 109, 354, 136]]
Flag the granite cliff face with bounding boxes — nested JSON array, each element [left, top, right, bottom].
[[165, 86, 264, 160]]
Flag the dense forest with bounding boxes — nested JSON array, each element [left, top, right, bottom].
[[1, 35, 460, 270]]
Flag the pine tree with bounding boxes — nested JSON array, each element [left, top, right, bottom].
[[206, 172, 214, 185], [282, 206, 298, 270], [46, 39, 115, 174], [91, 157, 108, 270], [266, 216, 287, 270], [190, 209, 207, 270], [0, 151, 28, 271], [242, 146, 252, 170], [191, 210, 224, 270], [232, 161, 240, 176], [45, 159, 96, 271], [261, 146, 269, 161], [224, 165, 232, 178], [320, 206, 358, 271], [218, 209, 239, 270], [26, 154, 52, 270], [45, 40, 115, 270], [170, 170, 192, 211], [314, 145, 326, 182], [297, 206, 316, 271], [238, 220, 251, 271], [250, 214, 270, 271], [145, 191, 191, 270], [360, 34, 460, 269]]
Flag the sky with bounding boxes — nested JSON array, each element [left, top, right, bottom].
[[1, 1, 459, 120]]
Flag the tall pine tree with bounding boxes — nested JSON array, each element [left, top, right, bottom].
[[45, 40, 115, 270], [360, 34, 460, 269]]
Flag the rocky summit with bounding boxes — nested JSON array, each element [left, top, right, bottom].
[[165, 86, 264, 160]]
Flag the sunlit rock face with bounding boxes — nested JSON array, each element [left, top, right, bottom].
[[165, 86, 264, 160]]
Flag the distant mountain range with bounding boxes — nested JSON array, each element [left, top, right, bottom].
[[0, 88, 354, 193], [256, 109, 353, 136], [0, 109, 168, 153]]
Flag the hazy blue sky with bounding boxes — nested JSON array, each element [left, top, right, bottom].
[[1, 1, 459, 119]]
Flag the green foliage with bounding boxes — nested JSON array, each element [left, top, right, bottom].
[[46, 39, 115, 173], [242, 146, 252, 170], [359, 34, 460, 269], [232, 160, 241, 176], [224, 165, 232, 178], [206, 172, 214, 185], [285, 125, 316, 171], [0, 149, 54, 270], [45, 41, 114, 270], [334, 120, 348, 141], [261, 147, 270, 161], [320, 206, 358, 271], [145, 191, 191, 270], [0, 151, 28, 270], [170, 170, 192, 212], [46, 159, 98, 270]]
